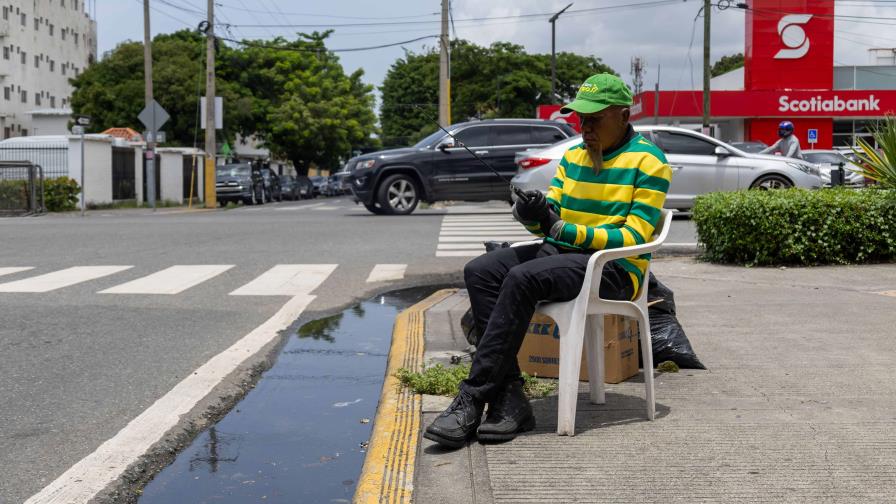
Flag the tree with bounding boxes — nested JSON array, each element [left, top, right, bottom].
[[70, 30, 246, 147], [711, 53, 744, 78], [379, 39, 615, 147], [220, 32, 377, 174]]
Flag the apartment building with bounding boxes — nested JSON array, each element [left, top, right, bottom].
[[0, 0, 96, 138]]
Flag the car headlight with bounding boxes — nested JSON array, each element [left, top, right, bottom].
[[354, 176, 368, 186], [786, 161, 820, 177], [357, 159, 376, 170]]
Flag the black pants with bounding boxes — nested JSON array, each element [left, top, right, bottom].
[[460, 242, 635, 403]]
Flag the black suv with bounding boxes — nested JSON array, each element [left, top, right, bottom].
[[215, 163, 264, 206], [348, 119, 577, 215]]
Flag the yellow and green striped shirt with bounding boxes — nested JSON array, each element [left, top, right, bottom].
[[521, 132, 671, 297]]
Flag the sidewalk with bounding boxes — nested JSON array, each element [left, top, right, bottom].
[[413, 257, 896, 503]]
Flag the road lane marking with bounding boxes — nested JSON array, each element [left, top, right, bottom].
[[229, 264, 337, 296], [440, 230, 532, 236], [366, 264, 407, 283], [436, 251, 485, 257], [98, 265, 235, 294], [24, 293, 317, 504], [437, 243, 493, 250], [0, 266, 133, 293], [0, 266, 34, 277], [438, 236, 534, 242], [311, 206, 341, 211], [274, 202, 326, 210]]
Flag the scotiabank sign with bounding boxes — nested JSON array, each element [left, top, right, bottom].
[[745, 0, 834, 91], [629, 90, 896, 121]]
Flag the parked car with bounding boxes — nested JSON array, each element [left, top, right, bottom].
[[332, 169, 352, 195], [802, 150, 865, 187], [295, 175, 314, 199], [349, 119, 578, 214], [279, 175, 300, 200], [256, 166, 282, 202], [729, 141, 768, 154], [511, 125, 823, 210], [215, 163, 264, 206], [309, 176, 326, 197]]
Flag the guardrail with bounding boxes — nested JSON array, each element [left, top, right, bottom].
[[0, 161, 45, 215]]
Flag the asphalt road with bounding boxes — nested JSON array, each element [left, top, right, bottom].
[[0, 196, 697, 503]]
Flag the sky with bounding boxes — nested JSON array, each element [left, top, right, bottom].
[[93, 0, 896, 107]]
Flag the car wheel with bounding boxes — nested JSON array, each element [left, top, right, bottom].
[[751, 174, 793, 190], [364, 202, 388, 215], [377, 174, 419, 215]]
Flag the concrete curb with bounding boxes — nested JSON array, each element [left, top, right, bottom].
[[354, 288, 458, 504], [655, 243, 701, 257]]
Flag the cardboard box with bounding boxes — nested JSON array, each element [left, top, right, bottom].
[[517, 313, 640, 384]]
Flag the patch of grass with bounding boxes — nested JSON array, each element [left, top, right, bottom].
[[657, 360, 680, 373], [396, 363, 557, 398]]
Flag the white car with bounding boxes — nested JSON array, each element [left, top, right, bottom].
[[510, 125, 823, 210], [802, 149, 865, 187]]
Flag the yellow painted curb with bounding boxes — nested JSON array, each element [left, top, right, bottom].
[[354, 288, 457, 504]]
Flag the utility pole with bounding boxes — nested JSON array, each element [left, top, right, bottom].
[[438, 0, 450, 127], [143, 0, 156, 210], [204, 0, 216, 207], [702, 0, 711, 136], [549, 3, 573, 104]]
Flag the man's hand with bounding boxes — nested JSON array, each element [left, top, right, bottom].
[[513, 190, 548, 222]]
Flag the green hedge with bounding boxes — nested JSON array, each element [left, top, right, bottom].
[[44, 177, 81, 212], [692, 188, 896, 266], [0, 179, 29, 210]]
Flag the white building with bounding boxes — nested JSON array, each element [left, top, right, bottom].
[[0, 0, 96, 139]]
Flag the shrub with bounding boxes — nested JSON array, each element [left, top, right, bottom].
[[44, 177, 81, 212], [0, 179, 29, 210], [692, 187, 896, 266], [396, 363, 556, 398], [852, 114, 896, 189]]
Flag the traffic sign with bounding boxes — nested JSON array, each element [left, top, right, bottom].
[[138, 99, 170, 132], [143, 131, 167, 144], [72, 125, 85, 135], [807, 128, 818, 144], [74, 115, 91, 126]]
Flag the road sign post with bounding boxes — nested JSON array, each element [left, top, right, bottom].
[[807, 128, 818, 145], [138, 100, 170, 210], [73, 115, 90, 217]]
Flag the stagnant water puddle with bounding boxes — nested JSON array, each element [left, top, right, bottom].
[[138, 286, 441, 504]]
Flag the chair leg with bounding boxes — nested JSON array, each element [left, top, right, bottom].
[[583, 314, 605, 405], [557, 312, 586, 436], [637, 313, 656, 421]]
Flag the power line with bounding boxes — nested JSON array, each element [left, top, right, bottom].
[[213, 3, 440, 21], [217, 34, 439, 53]]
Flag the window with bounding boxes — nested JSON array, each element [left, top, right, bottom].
[[61, 64, 66, 75], [74, 0, 79, 9], [454, 126, 491, 148], [532, 126, 567, 144], [49, 60, 54, 71], [20, 13, 25, 26], [50, 96, 56, 108], [35, 93, 41, 106], [2, 46, 8, 60], [492, 125, 532, 146], [74, 33, 79, 46], [22, 129, 28, 137], [20, 51, 25, 64], [21, 90, 27, 103], [49, 24, 54, 36], [62, 29, 66, 41], [2, 7, 7, 21], [652, 131, 717, 156], [3, 87, 9, 100], [34, 17, 39, 30], [34, 55, 39, 68], [3, 127, 9, 139]]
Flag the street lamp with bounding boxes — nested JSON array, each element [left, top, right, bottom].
[[549, 3, 573, 104]]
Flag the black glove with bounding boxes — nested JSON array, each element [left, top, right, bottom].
[[513, 190, 548, 222]]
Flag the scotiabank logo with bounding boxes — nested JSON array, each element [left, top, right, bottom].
[[779, 94, 881, 112], [774, 14, 813, 59]]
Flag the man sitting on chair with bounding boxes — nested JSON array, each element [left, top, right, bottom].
[[424, 73, 672, 448]]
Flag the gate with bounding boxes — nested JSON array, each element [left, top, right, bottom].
[[112, 147, 136, 200], [0, 161, 45, 215]]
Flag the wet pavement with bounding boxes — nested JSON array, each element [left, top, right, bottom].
[[138, 286, 440, 504]]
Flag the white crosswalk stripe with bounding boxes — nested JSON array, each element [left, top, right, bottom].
[[436, 213, 533, 257], [366, 264, 407, 283], [0, 266, 34, 278], [99, 265, 234, 295], [229, 264, 337, 296], [0, 266, 133, 293]]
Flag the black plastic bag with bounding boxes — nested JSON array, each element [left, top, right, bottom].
[[646, 273, 706, 369]]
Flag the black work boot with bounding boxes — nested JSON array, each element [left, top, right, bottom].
[[477, 380, 535, 443], [423, 389, 484, 449]]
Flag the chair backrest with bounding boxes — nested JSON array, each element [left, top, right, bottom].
[[650, 208, 673, 246]]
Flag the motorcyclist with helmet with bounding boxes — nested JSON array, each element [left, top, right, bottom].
[[760, 120, 803, 159]]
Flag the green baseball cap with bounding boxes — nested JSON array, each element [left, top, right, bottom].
[[560, 73, 633, 114]]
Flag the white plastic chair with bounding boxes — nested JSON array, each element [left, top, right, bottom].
[[511, 209, 673, 435]]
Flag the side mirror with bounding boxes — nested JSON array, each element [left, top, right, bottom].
[[437, 140, 455, 151], [714, 146, 731, 157]]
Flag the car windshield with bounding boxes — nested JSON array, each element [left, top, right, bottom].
[[414, 130, 447, 148], [804, 152, 848, 164], [217, 166, 250, 177]]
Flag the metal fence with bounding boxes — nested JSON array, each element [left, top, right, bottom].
[[112, 146, 137, 200], [0, 141, 68, 179], [0, 161, 45, 215]]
